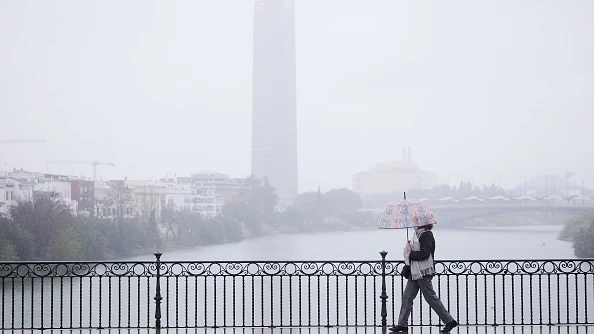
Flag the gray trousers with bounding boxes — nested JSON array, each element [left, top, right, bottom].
[[398, 275, 454, 327]]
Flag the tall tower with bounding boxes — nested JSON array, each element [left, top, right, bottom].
[[251, 0, 298, 207]]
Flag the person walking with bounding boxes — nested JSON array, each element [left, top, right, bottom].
[[390, 223, 458, 333]]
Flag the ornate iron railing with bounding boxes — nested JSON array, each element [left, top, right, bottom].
[[1, 253, 592, 330]]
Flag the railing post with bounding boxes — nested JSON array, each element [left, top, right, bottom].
[[380, 250, 388, 329], [154, 252, 163, 331]]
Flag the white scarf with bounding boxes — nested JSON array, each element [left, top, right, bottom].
[[403, 229, 435, 280]]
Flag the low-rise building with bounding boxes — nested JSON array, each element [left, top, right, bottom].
[[1, 169, 232, 222], [190, 172, 247, 204], [129, 182, 165, 222], [163, 183, 224, 219], [1, 170, 82, 214], [94, 180, 137, 222], [70, 179, 95, 217], [0, 173, 35, 215], [93, 178, 225, 223], [35, 175, 72, 199], [34, 174, 78, 213]]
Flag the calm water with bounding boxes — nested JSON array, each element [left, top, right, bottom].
[[130, 225, 575, 262]]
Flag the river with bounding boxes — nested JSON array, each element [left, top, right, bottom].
[[129, 224, 575, 262]]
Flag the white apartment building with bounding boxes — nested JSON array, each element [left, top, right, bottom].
[[35, 179, 75, 209], [0, 170, 78, 214], [163, 184, 224, 219], [94, 179, 224, 223], [190, 172, 247, 204], [0, 171, 35, 215]]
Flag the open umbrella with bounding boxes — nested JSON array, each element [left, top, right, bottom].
[[543, 195, 563, 201], [515, 195, 536, 201], [378, 192, 437, 239], [488, 195, 509, 201]]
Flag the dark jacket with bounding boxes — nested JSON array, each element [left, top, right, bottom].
[[409, 231, 436, 262]]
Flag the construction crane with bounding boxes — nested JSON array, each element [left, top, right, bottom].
[[47, 160, 115, 181], [0, 139, 46, 144]]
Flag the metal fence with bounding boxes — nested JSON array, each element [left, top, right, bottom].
[[1, 253, 593, 330]]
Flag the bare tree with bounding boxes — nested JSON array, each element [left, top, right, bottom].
[[137, 185, 158, 224], [101, 181, 134, 226], [161, 200, 177, 241]]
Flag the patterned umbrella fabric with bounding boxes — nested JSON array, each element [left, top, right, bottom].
[[378, 199, 437, 229]]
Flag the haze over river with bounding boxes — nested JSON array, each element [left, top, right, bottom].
[[130, 225, 574, 262]]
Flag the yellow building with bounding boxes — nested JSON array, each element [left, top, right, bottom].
[[352, 147, 438, 195]]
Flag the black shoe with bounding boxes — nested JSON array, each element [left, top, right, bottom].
[[389, 326, 408, 332], [441, 320, 458, 333]]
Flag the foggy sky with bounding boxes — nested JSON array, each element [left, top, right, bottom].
[[1, 1, 593, 192]]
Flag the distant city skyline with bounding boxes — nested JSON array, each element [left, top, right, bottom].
[[1, 1, 593, 193]]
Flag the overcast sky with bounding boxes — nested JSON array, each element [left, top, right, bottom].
[[1, 1, 593, 192]]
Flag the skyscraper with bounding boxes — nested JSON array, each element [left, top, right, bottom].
[[251, 0, 298, 207]]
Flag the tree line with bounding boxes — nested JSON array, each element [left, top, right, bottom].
[[0, 191, 161, 261], [559, 211, 594, 258], [162, 177, 375, 247], [0, 178, 372, 261]]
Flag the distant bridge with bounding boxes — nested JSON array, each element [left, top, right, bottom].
[[430, 204, 591, 226], [367, 204, 593, 227]]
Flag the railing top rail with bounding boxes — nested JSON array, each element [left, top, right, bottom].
[[1, 259, 593, 278]]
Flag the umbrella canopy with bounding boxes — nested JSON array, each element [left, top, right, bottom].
[[515, 195, 536, 200], [543, 195, 563, 201], [488, 195, 509, 200], [378, 199, 438, 229]]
